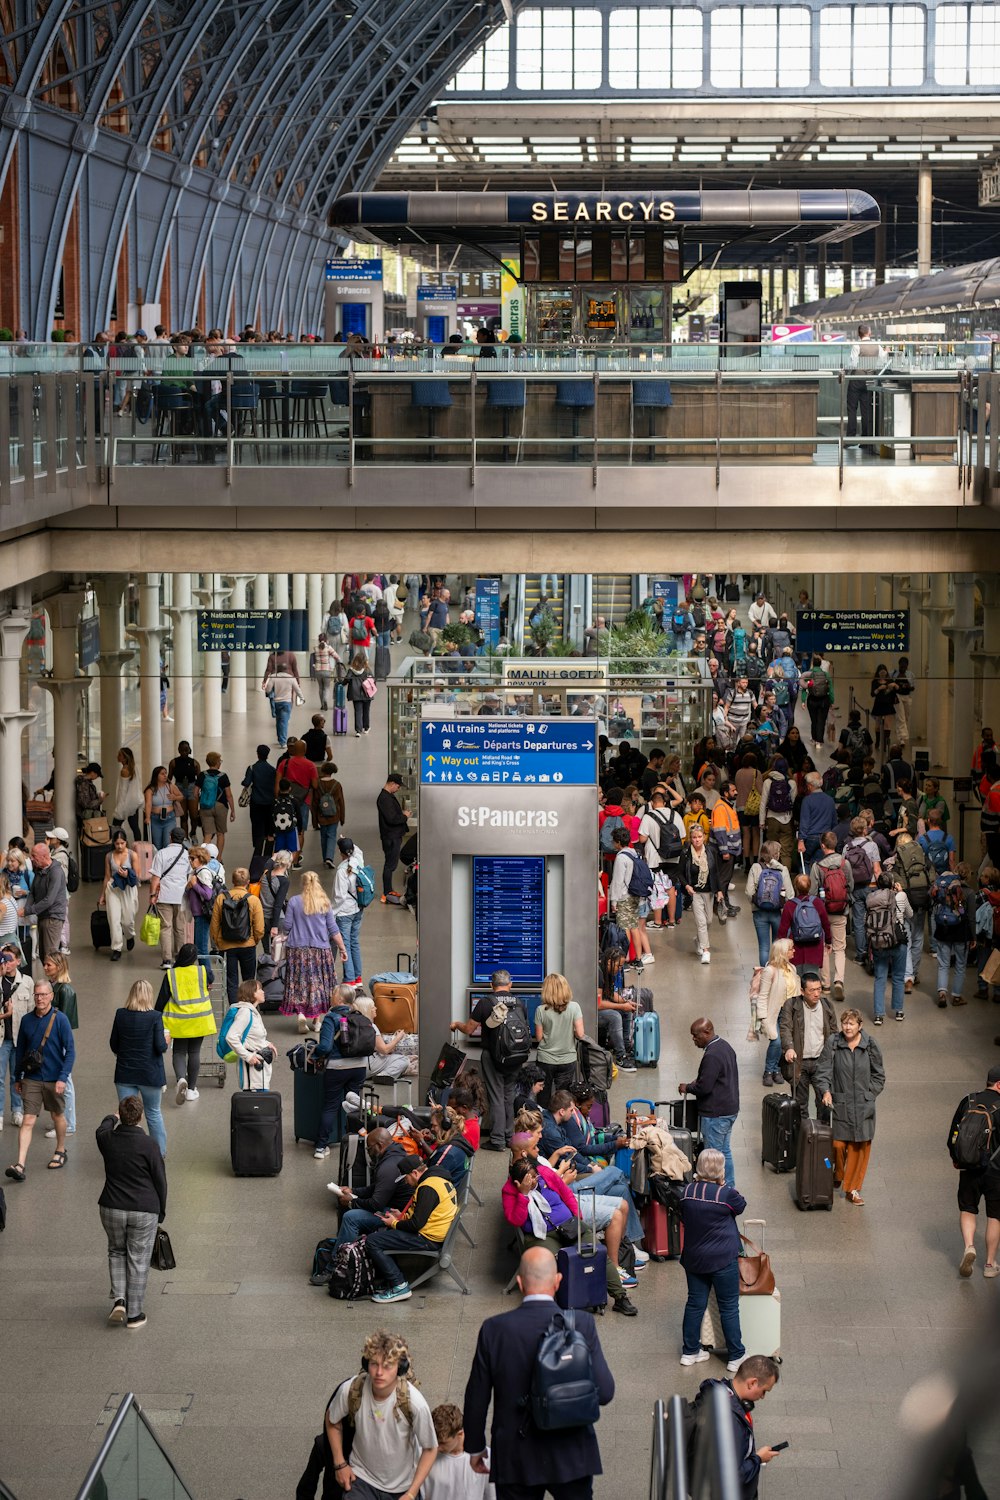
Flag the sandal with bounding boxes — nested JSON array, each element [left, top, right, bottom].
[[4, 1163, 25, 1181], [47, 1150, 68, 1170]]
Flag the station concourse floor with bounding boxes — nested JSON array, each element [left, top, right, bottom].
[[2, 656, 999, 1500]]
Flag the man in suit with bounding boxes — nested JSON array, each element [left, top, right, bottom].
[[462, 1246, 615, 1500]]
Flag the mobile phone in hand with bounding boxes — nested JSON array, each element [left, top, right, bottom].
[[771, 1441, 789, 1452]]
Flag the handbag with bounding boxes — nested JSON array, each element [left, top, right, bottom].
[[744, 785, 761, 818], [361, 675, 377, 700], [151, 1225, 176, 1271], [270, 932, 287, 966], [629, 1145, 650, 1202], [139, 908, 161, 947], [738, 1231, 775, 1296], [82, 816, 111, 846], [238, 784, 251, 808]]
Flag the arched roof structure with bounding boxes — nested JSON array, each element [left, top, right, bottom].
[[0, 0, 514, 335]]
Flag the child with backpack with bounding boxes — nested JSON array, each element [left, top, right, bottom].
[[932, 863, 976, 1009]]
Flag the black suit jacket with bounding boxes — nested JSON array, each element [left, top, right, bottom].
[[462, 1297, 614, 1486]]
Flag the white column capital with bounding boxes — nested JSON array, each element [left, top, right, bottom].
[[93, 574, 130, 611], [0, 609, 32, 658], [96, 647, 135, 673]]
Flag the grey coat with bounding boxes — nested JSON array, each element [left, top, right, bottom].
[[814, 1030, 885, 1143]]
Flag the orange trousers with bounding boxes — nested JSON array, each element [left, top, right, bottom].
[[833, 1140, 872, 1194]]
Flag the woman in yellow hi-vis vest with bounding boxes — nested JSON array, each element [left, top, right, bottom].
[[154, 942, 217, 1106]]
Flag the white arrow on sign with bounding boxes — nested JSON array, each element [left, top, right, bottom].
[[583, 740, 594, 749], [426, 771, 436, 781], [424, 724, 436, 734]]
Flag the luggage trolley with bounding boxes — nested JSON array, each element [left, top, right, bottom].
[[204, 954, 230, 1089]]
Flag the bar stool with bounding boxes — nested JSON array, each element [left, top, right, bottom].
[[554, 379, 594, 463], [484, 379, 526, 464], [289, 379, 330, 442], [630, 379, 673, 463], [230, 380, 262, 464], [257, 379, 282, 438], [410, 380, 452, 463], [152, 388, 196, 463]]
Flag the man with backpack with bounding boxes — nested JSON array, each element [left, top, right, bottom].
[[195, 752, 234, 855], [865, 872, 912, 1023], [918, 808, 956, 879], [608, 826, 654, 967], [778, 873, 831, 973], [452, 969, 531, 1153], [949, 1065, 1000, 1280], [636, 789, 685, 929], [802, 655, 833, 752], [208, 867, 264, 1003], [931, 863, 977, 1009], [809, 831, 853, 1000], [892, 832, 931, 994], [844, 815, 882, 964]]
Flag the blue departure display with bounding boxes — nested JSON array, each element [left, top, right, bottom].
[[472, 856, 546, 984]]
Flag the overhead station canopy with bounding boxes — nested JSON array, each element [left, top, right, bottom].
[[330, 188, 879, 263], [796, 256, 1000, 322]]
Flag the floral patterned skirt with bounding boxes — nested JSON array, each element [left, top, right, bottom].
[[280, 944, 336, 1018]]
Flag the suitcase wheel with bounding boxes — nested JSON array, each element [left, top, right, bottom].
[[217, 1075, 225, 1088]]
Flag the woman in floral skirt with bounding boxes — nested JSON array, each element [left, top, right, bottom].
[[278, 871, 349, 1033]]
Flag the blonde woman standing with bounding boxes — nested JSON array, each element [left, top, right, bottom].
[[534, 972, 584, 1106], [100, 830, 139, 963], [111, 747, 144, 843], [279, 870, 348, 1032], [757, 938, 801, 1088]]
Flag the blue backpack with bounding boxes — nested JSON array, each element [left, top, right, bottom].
[[216, 1005, 253, 1063], [755, 867, 785, 912], [922, 833, 952, 875], [625, 850, 654, 899], [790, 896, 823, 945], [199, 769, 221, 810], [354, 863, 377, 909]]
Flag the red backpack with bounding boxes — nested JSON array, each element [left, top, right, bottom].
[[822, 861, 849, 915]]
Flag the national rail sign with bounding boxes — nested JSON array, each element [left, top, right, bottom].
[[420, 717, 597, 786], [196, 609, 309, 653], [795, 609, 910, 655]]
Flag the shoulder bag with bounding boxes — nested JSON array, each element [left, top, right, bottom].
[[21, 1012, 56, 1076], [151, 1225, 176, 1271], [738, 1229, 775, 1296]]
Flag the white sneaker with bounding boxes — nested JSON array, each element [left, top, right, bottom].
[[727, 1359, 744, 1373], [314, 1146, 331, 1160], [640, 953, 655, 967], [700, 950, 711, 964], [185, 1089, 200, 1101], [633, 1249, 649, 1265], [175, 1079, 187, 1105], [44, 1128, 75, 1138], [12, 1114, 23, 1127], [680, 1350, 710, 1366]]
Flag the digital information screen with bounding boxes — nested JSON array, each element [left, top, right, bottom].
[[472, 856, 546, 984], [796, 609, 910, 656]]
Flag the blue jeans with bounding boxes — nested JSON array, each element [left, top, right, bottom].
[[763, 1037, 782, 1076], [319, 823, 339, 863], [937, 940, 969, 998], [873, 943, 907, 1016], [801, 836, 823, 871], [0, 1037, 16, 1118], [905, 908, 927, 981], [116, 1082, 167, 1157], [193, 913, 211, 958], [699, 1114, 737, 1188], [377, 629, 392, 648], [335, 1206, 384, 1250], [338, 909, 363, 982], [150, 815, 176, 851], [682, 1259, 744, 1360], [852, 887, 870, 959], [572, 1166, 642, 1243], [752, 908, 782, 967], [274, 699, 291, 747]]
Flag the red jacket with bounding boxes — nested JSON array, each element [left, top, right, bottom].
[[778, 896, 832, 968], [502, 1160, 579, 1230]]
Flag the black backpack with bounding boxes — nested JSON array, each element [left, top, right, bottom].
[[949, 1096, 1000, 1171], [329, 1006, 378, 1059], [649, 809, 682, 862], [488, 999, 531, 1073], [65, 853, 80, 894], [219, 892, 251, 944], [327, 1240, 377, 1300], [530, 1308, 601, 1432]]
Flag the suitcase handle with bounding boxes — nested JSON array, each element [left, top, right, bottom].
[[576, 1184, 599, 1258], [626, 1098, 655, 1112], [742, 1217, 766, 1248]]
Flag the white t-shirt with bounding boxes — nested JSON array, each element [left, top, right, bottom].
[[423, 1450, 496, 1500], [328, 1379, 436, 1493], [638, 809, 684, 870], [151, 844, 191, 904]]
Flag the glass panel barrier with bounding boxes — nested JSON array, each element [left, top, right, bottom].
[[74, 1394, 195, 1500]]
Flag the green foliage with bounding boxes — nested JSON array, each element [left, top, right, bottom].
[[0, 329, 13, 342], [528, 606, 556, 653], [606, 613, 675, 675], [439, 621, 477, 648], [546, 636, 578, 658], [50, 330, 66, 343]]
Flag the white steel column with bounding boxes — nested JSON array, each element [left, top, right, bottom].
[[254, 573, 270, 682], [308, 573, 323, 649], [921, 574, 952, 772], [41, 591, 88, 835], [93, 575, 135, 776], [292, 573, 306, 614], [273, 572, 290, 610], [918, 162, 933, 278], [127, 573, 166, 776], [193, 575, 232, 744], [0, 605, 36, 840], [163, 573, 196, 751], [227, 574, 256, 715], [323, 574, 337, 625]]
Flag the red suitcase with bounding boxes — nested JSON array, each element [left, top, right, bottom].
[[641, 1199, 683, 1261]]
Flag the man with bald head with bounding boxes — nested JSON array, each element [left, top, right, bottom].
[[322, 1129, 419, 1258], [679, 1017, 740, 1188], [463, 1247, 615, 1499], [23, 842, 68, 964]]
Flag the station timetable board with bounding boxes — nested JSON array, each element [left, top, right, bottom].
[[472, 855, 546, 984], [795, 609, 909, 656]]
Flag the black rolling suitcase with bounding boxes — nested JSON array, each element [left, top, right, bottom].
[[82, 842, 111, 882], [761, 1092, 799, 1174], [231, 1089, 283, 1176], [794, 1117, 836, 1210], [374, 644, 391, 681], [91, 907, 112, 950], [293, 1070, 326, 1145], [427, 1042, 466, 1104], [724, 582, 740, 603]]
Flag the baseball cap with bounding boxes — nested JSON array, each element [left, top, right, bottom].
[[988, 1065, 1000, 1085], [46, 826, 70, 842]]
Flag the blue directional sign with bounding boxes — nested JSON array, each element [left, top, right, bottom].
[[78, 615, 100, 669], [796, 609, 910, 656], [651, 579, 680, 613], [420, 718, 597, 786], [196, 609, 309, 653], [475, 578, 501, 650]]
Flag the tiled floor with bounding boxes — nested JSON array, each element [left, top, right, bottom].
[[2, 642, 999, 1500]]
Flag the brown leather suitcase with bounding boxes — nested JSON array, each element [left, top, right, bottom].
[[370, 981, 417, 1034]]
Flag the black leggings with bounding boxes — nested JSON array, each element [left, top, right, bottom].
[[172, 1038, 204, 1089], [539, 1061, 577, 1109], [353, 697, 371, 732]]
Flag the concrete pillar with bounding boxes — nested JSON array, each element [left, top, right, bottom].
[[163, 573, 196, 752], [128, 573, 166, 776], [918, 162, 932, 278], [974, 576, 1000, 732], [192, 575, 232, 745], [253, 573, 270, 682], [93, 575, 135, 777], [875, 574, 893, 611], [898, 574, 931, 745], [274, 572, 289, 610], [920, 573, 952, 771], [40, 591, 88, 835], [308, 573, 323, 650], [323, 574, 338, 624], [227, 574, 256, 716], [292, 573, 306, 612], [946, 575, 979, 783], [0, 607, 36, 839]]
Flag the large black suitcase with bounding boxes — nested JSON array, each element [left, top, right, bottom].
[[338, 1132, 371, 1192], [231, 1089, 283, 1176], [556, 1187, 608, 1312], [374, 644, 391, 681], [761, 1092, 799, 1174], [660, 1097, 701, 1139], [293, 1070, 326, 1145], [91, 907, 112, 950], [724, 582, 740, 602], [81, 842, 111, 882], [794, 1117, 835, 1210]]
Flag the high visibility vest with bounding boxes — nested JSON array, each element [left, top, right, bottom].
[[162, 964, 216, 1038]]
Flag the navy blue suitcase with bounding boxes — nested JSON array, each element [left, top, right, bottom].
[[556, 1187, 608, 1313]]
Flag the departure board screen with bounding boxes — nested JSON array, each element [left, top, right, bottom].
[[472, 857, 546, 984]]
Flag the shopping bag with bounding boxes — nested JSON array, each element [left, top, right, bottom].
[[139, 908, 162, 947]]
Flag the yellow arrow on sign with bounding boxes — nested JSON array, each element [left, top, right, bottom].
[[426, 754, 436, 766]]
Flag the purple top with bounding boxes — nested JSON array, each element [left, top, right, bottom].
[[280, 895, 342, 950]]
